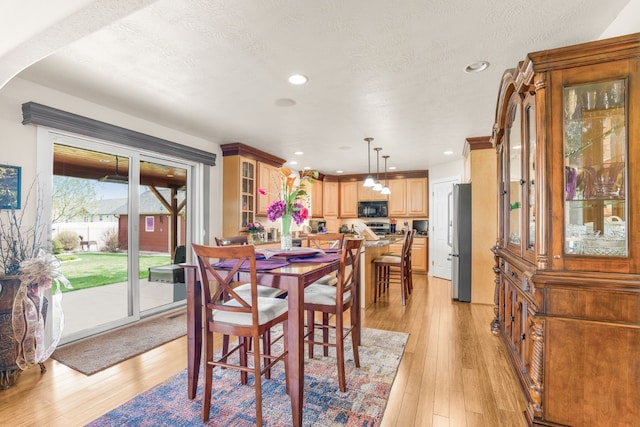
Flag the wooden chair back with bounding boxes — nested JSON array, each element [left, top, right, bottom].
[[306, 233, 344, 250], [214, 236, 248, 246], [335, 238, 364, 308], [192, 243, 259, 328]]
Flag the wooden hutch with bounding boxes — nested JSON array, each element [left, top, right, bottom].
[[491, 34, 640, 426]]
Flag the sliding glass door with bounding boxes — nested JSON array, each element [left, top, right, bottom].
[[138, 158, 189, 314], [49, 132, 192, 344]]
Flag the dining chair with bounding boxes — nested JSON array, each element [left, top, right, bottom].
[[302, 238, 363, 392], [306, 233, 344, 249], [373, 230, 414, 306], [214, 235, 249, 246], [306, 233, 344, 286], [214, 237, 285, 379], [192, 243, 289, 424]]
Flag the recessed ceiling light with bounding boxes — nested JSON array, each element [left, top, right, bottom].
[[444, 150, 454, 155], [336, 170, 344, 174], [294, 151, 304, 155], [288, 74, 308, 85], [303, 166, 311, 170], [464, 60, 490, 73], [289, 160, 298, 165], [275, 98, 296, 107], [389, 166, 397, 170]]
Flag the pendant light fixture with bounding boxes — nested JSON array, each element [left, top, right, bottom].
[[363, 137, 375, 187], [381, 155, 391, 195], [372, 147, 383, 191]]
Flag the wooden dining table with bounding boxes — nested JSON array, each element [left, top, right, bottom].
[[183, 254, 360, 427]]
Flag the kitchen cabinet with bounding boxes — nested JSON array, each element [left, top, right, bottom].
[[323, 180, 339, 217], [257, 162, 280, 216], [309, 178, 323, 218], [221, 143, 286, 238], [339, 181, 358, 218], [411, 236, 428, 272], [388, 236, 428, 273], [406, 178, 428, 216], [387, 177, 429, 218], [491, 34, 640, 427], [387, 179, 407, 216], [358, 184, 387, 201], [222, 155, 256, 237]]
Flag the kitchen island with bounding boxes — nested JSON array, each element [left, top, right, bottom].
[[360, 238, 400, 307]]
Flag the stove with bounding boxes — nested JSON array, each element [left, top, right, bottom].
[[364, 219, 391, 236]]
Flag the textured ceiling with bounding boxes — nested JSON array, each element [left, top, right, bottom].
[[8, 0, 632, 174]]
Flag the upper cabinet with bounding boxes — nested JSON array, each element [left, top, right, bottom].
[[406, 178, 428, 217], [221, 143, 285, 236], [257, 162, 280, 216], [387, 179, 407, 216], [358, 184, 387, 201], [222, 155, 256, 237], [323, 180, 339, 217], [491, 34, 640, 427], [387, 177, 428, 217], [339, 181, 358, 218], [309, 178, 324, 218]]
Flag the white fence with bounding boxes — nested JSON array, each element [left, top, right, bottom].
[[52, 221, 118, 251]]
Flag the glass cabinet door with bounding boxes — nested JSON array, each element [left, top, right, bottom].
[[564, 79, 627, 256], [508, 99, 522, 248], [524, 97, 536, 252], [240, 159, 255, 229]]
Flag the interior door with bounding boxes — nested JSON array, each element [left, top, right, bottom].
[[430, 177, 460, 279]]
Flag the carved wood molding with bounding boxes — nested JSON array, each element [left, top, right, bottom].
[[528, 317, 545, 418], [219, 142, 286, 167], [528, 33, 640, 72]]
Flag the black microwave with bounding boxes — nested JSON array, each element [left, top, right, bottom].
[[358, 201, 388, 218]]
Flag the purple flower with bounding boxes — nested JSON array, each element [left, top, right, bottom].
[[267, 200, 287, 222], [291, 202, 306, 225]]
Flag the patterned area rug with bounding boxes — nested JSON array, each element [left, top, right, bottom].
[[87, 327, 409, 426]]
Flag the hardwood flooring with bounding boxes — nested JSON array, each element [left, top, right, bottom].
[[0, 275, 526, 426]]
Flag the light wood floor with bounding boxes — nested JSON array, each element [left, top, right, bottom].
[[0, 275, 526, 426]]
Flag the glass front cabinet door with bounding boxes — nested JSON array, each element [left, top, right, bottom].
[[563, 79, 627, 258]]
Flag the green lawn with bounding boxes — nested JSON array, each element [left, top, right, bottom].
[[58, 253, 171, 292]]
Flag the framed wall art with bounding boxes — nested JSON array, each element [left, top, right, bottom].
[[0, 164, 21, 209]]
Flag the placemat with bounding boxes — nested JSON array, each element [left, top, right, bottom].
[[212, 258, 290, 271], [288, 253, 342, 263]]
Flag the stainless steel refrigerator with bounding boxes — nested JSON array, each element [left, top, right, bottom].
[[451, 183, 471, 302]]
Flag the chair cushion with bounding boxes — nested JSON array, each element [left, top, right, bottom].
[[302, 283, 351, 306], [373, 255, 402, 264], [382, 251, 402, 257], [213, 297, 288, 326], [311, 274, 338, 286], [233, 283, 285, 298]]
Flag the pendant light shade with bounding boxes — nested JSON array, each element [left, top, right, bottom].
[[372, 147, 383, 191], [363, 137, 375, 187], [381, 155, 391, 195]]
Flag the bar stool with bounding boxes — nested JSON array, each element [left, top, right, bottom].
[[373, 230, 414, 305]]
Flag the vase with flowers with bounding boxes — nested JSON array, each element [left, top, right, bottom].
[[246, 221, 265, 244], [260, 167, 317, 251]]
